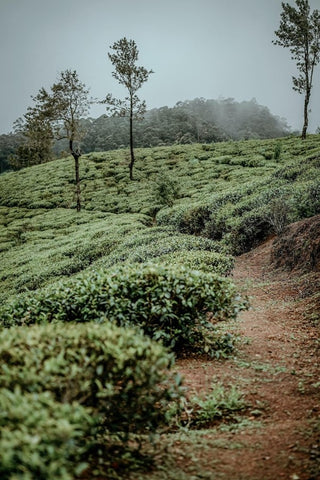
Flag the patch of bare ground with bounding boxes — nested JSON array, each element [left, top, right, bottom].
[[174, 231, 320, 480]]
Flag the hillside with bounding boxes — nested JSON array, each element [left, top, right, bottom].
[[0, 135, 319, 305], [0, 135, 319, 479]]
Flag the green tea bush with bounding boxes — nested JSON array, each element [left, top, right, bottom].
[[229, 208, 272, 255], [272, 164, 303, 182], [102, 228, 230, 267], [274, 142, 282, 161], [152, 171, 180, 207], [157, 204, 212, 236], [0, 264, 246, 354], [0, 388, 93, 480], [178, 205, 212, 235], [0, 322, 181, 435], [295, 180, 320, 218], [160, 249, 234, 275]]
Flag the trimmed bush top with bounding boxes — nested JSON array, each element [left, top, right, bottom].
[[0, 263, 247, 355]]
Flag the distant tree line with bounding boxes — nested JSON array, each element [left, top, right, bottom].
[[81, 97, 290, 153], [0, 96, 290, 173]]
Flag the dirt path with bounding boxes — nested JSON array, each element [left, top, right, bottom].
[[176, 239, 320, 480]]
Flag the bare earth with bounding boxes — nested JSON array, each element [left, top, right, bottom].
[[176, 238, 320, 480]]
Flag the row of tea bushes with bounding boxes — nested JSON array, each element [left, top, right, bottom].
[[0, 322, 182, 479], [0, 264, 247, 355]]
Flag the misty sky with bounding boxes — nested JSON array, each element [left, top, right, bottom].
[[0, 0, 319, 134]]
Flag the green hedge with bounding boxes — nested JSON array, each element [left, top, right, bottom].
[[0, 264, 247, 354], [160, 249, 234, 275], [0, 322, 181, 436], [0, 388, 93, 480]]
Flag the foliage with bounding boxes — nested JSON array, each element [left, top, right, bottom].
[[19, 70, 90, 210], [0, 388, 93, 480], [0, 98, 291, 173], [264, 197, 292, 235], [273, 0, 320, 138], [152, 171, 180, 207], [160, 249, 234, 276], [9, 114, 54, 170], [189, 383, 246, 428], [0, 263, 247, 355], [0, 209, 150, 304], [103, 37, 153, 180], [1, 136, 320, 302], [295, 180, 320, 217], [0, 322, 182, 436]]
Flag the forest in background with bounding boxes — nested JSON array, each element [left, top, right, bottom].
[[0, 97, 290, 173]]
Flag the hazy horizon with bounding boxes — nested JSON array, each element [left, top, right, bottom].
[[0, 0, 319, 135]]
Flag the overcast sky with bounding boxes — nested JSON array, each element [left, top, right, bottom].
[[0, 0, 319, 134]]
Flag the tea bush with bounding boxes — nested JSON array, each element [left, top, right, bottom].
[[0, 264, 246, 354], [160, 249, 234, 275], [0, 322, 181, 436], [101, 227, 230, 268], [152, 171, 180, 207], [229, 208, 272, 255], [294, 180, 320, 218], [0, 388, 93, 480]]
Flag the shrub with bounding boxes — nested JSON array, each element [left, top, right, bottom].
[[179, 205, 211, 235], [0, 388, 93, 480], [229, 209, 272, 255], [264, 197, 291, 235], [274, 142, 282, 161], [295, 180, 320, 218], [152, 171, 180, 207], [260, 150, 273, 160], [157, 203, 213, 236], [272, 164, 303, 182], [189, 383, 246, 428], [0, 264, 247, 355], [160, 249, 234, 276], [0, 322, 181, 436]]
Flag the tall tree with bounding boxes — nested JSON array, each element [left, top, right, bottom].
[[103, 37, 153, 180], [273, 0, 320, 139], [27, 70, 90, 211]]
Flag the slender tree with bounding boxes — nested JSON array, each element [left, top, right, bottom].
[[273, 0, 320, 139], [25, 70, 90, 211], [103, 37, 153, 180]]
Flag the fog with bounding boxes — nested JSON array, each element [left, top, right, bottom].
[[0, 0, 319, 134]]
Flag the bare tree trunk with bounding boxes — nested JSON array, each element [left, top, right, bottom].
[[129, 102, 135, 181], [301, 89, 310, 140], [74, 155, 81, 212], [69, 139, 81, 212]]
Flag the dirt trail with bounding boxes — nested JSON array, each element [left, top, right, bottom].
[[176, 239, 320, 480]]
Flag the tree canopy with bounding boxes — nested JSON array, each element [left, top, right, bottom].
[[273, 0, 320, 139], [103, 37, 153, 180]]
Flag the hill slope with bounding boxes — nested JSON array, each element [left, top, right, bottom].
[[0, 135, 320, 305], [0, 136, 319, 479]]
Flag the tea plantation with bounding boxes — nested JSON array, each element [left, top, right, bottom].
[[0, 134, 319, 479]]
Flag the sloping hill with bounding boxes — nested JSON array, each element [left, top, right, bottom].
[[0, 136, 320, 479], [0, 135, 319, 305]]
